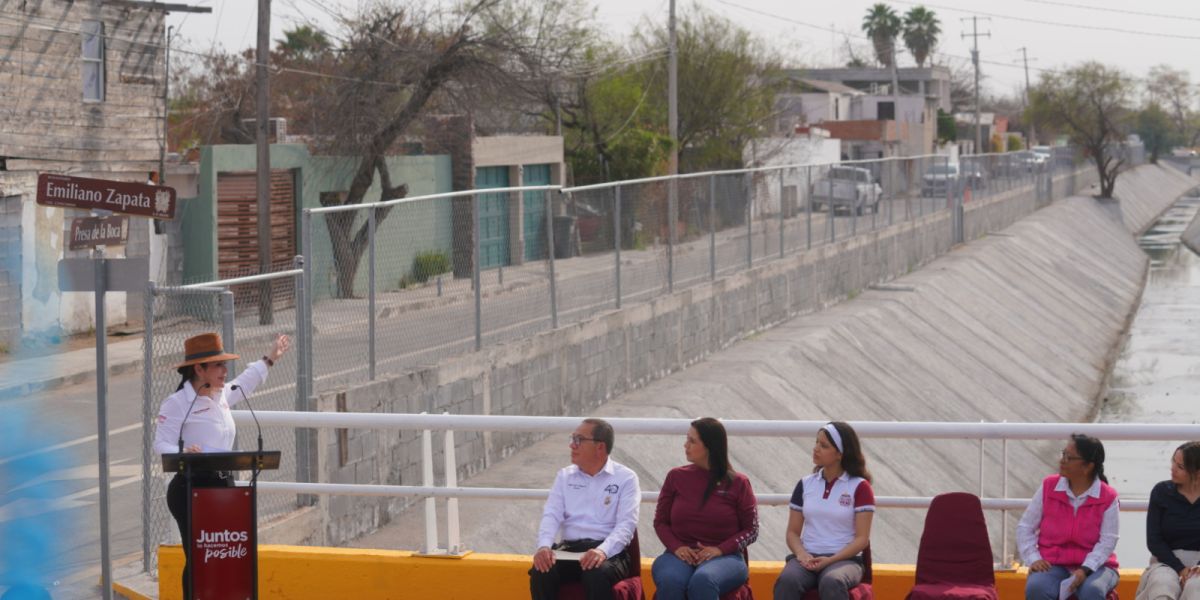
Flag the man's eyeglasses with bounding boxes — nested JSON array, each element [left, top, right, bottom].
[[1060, 451, 1085, 462], [569, 434, 598, 447]]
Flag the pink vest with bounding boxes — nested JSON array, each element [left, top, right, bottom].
[[1037, 475, 1119, 569]]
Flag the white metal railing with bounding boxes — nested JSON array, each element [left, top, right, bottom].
[[231, 412, 1183, 557]]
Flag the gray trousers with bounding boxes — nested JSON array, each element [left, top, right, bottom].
[[773, 555, 864, 600], [1137, 550, 1200, 600]]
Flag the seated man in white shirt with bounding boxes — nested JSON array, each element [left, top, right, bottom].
[[530, 418, 641, 600]]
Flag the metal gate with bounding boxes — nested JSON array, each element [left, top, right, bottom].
[[522, 164, 551, 261], [475, 166, 510, 269]]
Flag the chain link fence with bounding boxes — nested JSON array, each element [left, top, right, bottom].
[[140, 261, 305, 574], [291, 151, 1098, 402]]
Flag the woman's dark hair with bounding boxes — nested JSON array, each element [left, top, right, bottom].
[[1071, 433, 1108, 484], [175, 365, 197, 391], [692, 417, 733, 504], [1177, 441, 1200, 477], [815, 421, 872, 483]]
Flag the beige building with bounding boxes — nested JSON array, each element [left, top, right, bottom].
[[0, 0, 205, 347]]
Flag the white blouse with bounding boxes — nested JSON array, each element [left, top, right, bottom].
[[153, 361, 269, 456]]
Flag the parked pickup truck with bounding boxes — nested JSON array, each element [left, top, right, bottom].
[[810, 166, 883, 214]]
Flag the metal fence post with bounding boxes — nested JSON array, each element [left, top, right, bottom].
[[614, 186, 623, 308], [368, 205, 376, 380], [850, 169, 858, 237], [421, 417, 440, 554], [140, 281, 155, 573], [442, 415, 463, 554], [668, 178, 676, 293], [806, 166, 812, 250], [778, 170, 786, 258], [745, 172, 753, 267], [709, 175, 716, 280], [546, 190, 558, 329], [828, 174, 836, 244], [300, 210, 313, 405], [472, 193, 482, 351], [221, 287, 235, 354]]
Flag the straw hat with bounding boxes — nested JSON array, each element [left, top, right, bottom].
[[174, 333, 240, 369]]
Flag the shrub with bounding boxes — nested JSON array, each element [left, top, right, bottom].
[[411, 250, 451, 283]]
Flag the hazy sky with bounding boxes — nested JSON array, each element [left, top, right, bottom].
[[165, 0, 1200, 99]]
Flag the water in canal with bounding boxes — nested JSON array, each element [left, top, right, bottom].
[[1098, 188, 1200, 568]]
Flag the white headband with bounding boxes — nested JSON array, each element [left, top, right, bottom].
[[823, 423, 844, 454]]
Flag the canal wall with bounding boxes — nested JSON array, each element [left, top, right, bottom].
[[338, 164, 1193, 563], [264, 165, 1196, 557]]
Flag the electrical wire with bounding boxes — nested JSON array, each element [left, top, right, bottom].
[[889, 0, 1200, 41], [1019, 0, 1200, 24]]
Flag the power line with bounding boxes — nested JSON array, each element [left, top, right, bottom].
[[889, 0, 1200, 41], [1019, 0, 1200, 23]]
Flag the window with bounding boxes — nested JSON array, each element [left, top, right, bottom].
[[877, 101, 895, 121], [81, 20, 105, 102]]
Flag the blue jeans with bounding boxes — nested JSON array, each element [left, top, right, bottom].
[[1026, 566, 1119, 600], [652, 552, 748, 600]]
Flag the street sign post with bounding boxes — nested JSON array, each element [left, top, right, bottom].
[[60, 251, 147, 600], [46, 171, 172, 600], [37, 173, 176, 219]]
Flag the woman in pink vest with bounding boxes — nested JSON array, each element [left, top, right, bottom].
[[1016, 434, 1120, 600]]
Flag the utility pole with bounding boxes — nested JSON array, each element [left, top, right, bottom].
[[1017, 47, 1037, 146], [256, 0, 274, 324], [961, 17, 990, 154], [668, 0, 678, 177]]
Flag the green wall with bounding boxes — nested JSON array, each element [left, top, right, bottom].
[[182, 144, 453, 299]]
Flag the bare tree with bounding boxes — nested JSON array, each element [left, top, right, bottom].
[[1145, 65, 1197, 147]]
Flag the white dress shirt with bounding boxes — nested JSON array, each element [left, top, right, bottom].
[[1016, 476, 1120, 571], [536, 458, 640, 559], [153, 361, 269, 456]]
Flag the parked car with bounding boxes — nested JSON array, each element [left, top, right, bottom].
[[958, 161, 986, 189], [921, 163, 960, 197], [810, 166, 883, 214]]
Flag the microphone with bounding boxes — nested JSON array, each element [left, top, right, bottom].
[[231, 384, 263, 453], [178, 382, 212, 453]]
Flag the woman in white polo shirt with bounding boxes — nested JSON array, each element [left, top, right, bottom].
[[773, 421, 875, 600], [153, 332, 289, 599]]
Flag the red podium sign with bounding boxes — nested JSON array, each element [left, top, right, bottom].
[[190, 487, 255, 600]]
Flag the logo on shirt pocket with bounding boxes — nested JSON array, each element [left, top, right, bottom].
[[839, 493, 852, 507]]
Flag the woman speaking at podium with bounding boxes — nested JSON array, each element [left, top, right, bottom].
[[152, 332, 289, 597]]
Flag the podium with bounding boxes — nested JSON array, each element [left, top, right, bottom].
[[162, 451, 279, 600]]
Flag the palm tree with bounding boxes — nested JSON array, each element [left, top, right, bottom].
[[902, 6, 941, 68], [861, 4, 902, 68]]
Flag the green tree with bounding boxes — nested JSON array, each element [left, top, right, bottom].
[[1145, 65, 1197, 147], [1136, 103, 1175, 164], [1006, 134, 1023, 151], [902, 6, 940, 68], [636, 7, 781, 172], [861, 4, 901, 68], [1028, 62, 1133, 198], [936, 109, 956, 143]]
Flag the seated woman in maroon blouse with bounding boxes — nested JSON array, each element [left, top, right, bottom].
[[652, 417, 759, 600]]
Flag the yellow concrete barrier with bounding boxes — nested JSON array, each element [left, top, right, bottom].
[[160, 545, 1146, 600]]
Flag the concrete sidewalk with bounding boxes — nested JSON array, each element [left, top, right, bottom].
[[0, 335, 145, 400]]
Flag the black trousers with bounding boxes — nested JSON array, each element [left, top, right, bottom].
[[166, 471, 233, 600], [529, 539, 631, 600]]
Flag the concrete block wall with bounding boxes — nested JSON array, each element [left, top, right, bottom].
[[0, 195, 21, 350], [306, 164, 1192, 546]]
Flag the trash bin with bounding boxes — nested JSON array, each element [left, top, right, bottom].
[[553, 216, 578, 259]]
